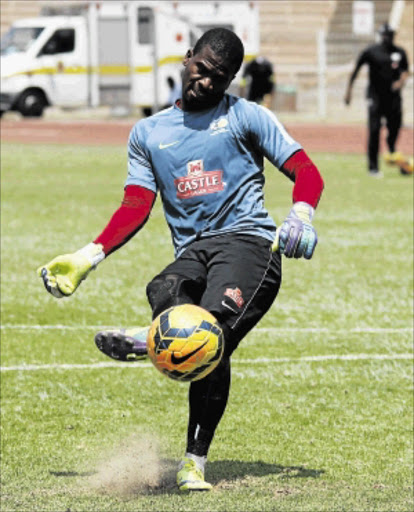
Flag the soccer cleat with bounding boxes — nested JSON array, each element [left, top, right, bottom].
[[94, 327, 148, 361], [383, 151, 404, 166], [177, 457, 212, 492], [383, 152, 413, 174], [368, 169, 383, 178]]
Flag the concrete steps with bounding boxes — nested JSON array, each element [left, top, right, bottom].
[[259, 0, 336, 69], [0, 0, 46, 35], [396, 0, 413, 69], [326, 0, 394, 65]]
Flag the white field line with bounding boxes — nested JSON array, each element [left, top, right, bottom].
[[1, 353, 412, 372], [0, 325, 412, 334]]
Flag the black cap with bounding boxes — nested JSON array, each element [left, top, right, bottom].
[[378, 23, 395, 35]]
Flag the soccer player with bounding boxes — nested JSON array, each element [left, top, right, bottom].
[[38, 29, 324, 492], [344, 23, 409, 176]]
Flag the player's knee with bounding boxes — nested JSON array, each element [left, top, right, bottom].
[[146, 273, 202, 319], [146, 274, 179, 318]]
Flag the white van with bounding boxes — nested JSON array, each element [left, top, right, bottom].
[[0, 1, 259, 117]]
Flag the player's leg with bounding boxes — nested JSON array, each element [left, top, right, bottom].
[[95, 256, 206, 361], [146, 252, 223, 491], [177, 355, 230, 491], [186, 355, 231, 458], [179, 234, 281, 490], [200, 234, 282, 357], [382, 96, 411, 173], [367, 96, 382, 174], [146, 272, 205, 319], [385, 95, 402, 154]]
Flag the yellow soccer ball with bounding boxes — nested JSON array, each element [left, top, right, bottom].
[[147, 304, 224, 382]]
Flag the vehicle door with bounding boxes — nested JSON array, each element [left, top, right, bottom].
[[37, 26, 88, 106]]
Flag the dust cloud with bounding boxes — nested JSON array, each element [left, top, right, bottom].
[[87, 433, 176, 495]]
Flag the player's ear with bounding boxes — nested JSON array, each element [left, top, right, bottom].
[[183, 49, 193, 67]]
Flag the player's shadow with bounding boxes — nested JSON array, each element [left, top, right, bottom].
[[49, 470, 97, 477], [149, 458, 324, 495], [207, 460, 325, 483], [49, 460, 324, 496]]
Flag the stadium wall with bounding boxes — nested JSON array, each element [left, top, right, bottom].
[[258, 0, 413, 123]]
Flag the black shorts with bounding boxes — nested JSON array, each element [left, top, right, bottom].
[[146, 233, 282, 356]]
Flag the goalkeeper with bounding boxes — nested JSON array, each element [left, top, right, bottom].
[[38, 29, 324, 492]]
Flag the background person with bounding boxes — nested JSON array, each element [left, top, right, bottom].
[[239, 55, 276, 108], [38, 28, 324, 492], [344, 23, 409, 176]]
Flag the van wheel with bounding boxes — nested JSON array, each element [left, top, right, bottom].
[[17, 90, 46, 117]]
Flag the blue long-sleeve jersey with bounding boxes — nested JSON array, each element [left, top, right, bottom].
[[126, 94, 301, 257]]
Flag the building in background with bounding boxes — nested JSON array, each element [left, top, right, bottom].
[[0, 1, 259, 116], [1, 0, 412, 121]]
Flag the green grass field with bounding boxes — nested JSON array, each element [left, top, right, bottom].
[[1, 141, 413, 512]]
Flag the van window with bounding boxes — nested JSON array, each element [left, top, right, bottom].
[[137, 7, 154, 44], [39, 28, 75, 55], [1, 27, 44, 55]]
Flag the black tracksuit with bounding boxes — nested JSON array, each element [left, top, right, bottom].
[[242, 57, 275, 103], [351, 42, 409, 171]]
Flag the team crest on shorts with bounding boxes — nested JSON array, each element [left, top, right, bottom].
[[224, 287, 244, 308], [174, 160, 224, 199]]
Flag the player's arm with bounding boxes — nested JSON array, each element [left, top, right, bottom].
[[274, 150, 324, 259], [242, 101, 324, 259], [94, 185, 155, 256], [392, 50, 409, 91], [37, 185, 156, 298], [345, 51, 367, 105], [391, 70, 409, 91], [262, 63, 276, 109], [38, 122, 157, 298]]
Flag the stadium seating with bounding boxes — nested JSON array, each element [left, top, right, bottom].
[[326, 0, 393, 65], [0, 0, 43, 35]]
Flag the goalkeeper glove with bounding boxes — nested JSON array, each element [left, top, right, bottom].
[[273, 202, 318, 259], [37, 243, 105, 298]]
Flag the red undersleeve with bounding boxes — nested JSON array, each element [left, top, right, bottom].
[[281, 150, 324, 208], [94, 185, 155, 255]]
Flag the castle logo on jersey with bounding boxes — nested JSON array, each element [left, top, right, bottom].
[[174, 160, 224, 199], [224, 287, 244, 308]]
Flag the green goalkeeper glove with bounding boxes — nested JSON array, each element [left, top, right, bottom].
[[37, 243, 105, 298]]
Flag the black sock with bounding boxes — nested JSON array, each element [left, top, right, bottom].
[[186, 356, 231, 457]]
